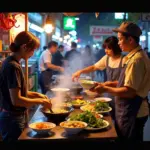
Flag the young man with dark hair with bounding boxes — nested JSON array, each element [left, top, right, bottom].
[[38, 41, 64, 94], [91, 22, 150, 141]]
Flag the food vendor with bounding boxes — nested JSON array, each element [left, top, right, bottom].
[[0, 31, 52, 142], [91, 22, 150, 141], [72, 36, 124, 120]]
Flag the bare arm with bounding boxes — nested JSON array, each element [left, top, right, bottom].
[[103, 81, 118, 87], [94, 85, 136, 98], [9, 88, 51, 108], [104, 86, 136, 98], [79, 65, 97, 74], [72, 65, 97, 81], [27, 91, 48, 99], [45, 62, 63, 72], [27, 91, 38, 98]]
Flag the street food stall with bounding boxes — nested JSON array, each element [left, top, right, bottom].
[[0, 13, 38, 92], [19, 107, 117, 142], [0, 13, 117, 144], [18, 75, 117, 144]]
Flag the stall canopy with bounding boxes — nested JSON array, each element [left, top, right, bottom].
[[63, 12, 100, 18]]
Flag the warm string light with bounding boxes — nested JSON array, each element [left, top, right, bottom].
[[44, 24, 53, 33]]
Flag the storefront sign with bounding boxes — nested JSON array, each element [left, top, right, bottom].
[[90, 26, 116, 36], [63, 17, 76, 30], [114, 13, 128, 20], [93, 35, 103, 42]]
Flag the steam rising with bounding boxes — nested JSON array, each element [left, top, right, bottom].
[[49, 50, 93, 109]]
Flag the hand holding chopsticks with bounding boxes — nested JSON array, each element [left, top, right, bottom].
[[42, 98, 53, 112]]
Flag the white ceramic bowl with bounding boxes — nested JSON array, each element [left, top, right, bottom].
[[84, 90, 98, 98], [29, 122, 56, 134], [94, 97, 112, 102], [79, 79, 95, 90], [60, 121, 87, 135], [79, 76, 92, 80], [51, 88, 70, 96]]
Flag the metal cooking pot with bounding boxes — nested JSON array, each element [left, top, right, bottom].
[[40, 106, 74, 125], [70, 83, 83, 95]]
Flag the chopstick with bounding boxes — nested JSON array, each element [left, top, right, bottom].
[[49, 108, 54, 113]]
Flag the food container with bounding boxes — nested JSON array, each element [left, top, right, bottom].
[[51, 88, 70, 97], [41, 106, 74, 125], [94, 97, 112, 102], [79, 79, 96, 90], [70, 83, 83, 95], [84, 90, 98, 98], [29, 122, 56, 134], [60, 121, 87, 135]]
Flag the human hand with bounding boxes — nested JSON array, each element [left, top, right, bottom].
[[37, 93, 49, 99], [42, 99, 52, 110], [103, 81, 118, 87], [72, 70, 81, 82], [102, 81, 111, 86], [59, 67, 64, 72], [90, 83, 106, 94]]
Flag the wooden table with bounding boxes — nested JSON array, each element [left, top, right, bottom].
[[19, 106, 117, 142]]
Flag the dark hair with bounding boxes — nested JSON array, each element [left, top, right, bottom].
[[43, 46, 47, 50], [71, 42, 77, 48], [58, 45, 64, 49], [47, 41, 58, 49], [9, 31, 40, 52], [103, 36, 122, 55], [121, 32, 140, 44], [85, 45, 91, 49]]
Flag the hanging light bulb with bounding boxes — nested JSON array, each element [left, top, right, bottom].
[[44, 14, 54, 34], [95, 12, 99, 18]]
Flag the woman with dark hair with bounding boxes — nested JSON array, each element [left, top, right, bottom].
[[72, 36, 124, 120], [0, 31, 52, 142]]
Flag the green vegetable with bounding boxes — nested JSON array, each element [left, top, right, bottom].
[[94, 101, 109, 112], [69, 111, 106, 128]]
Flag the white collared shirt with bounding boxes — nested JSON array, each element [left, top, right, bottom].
[[39, 49, 52, 72]]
